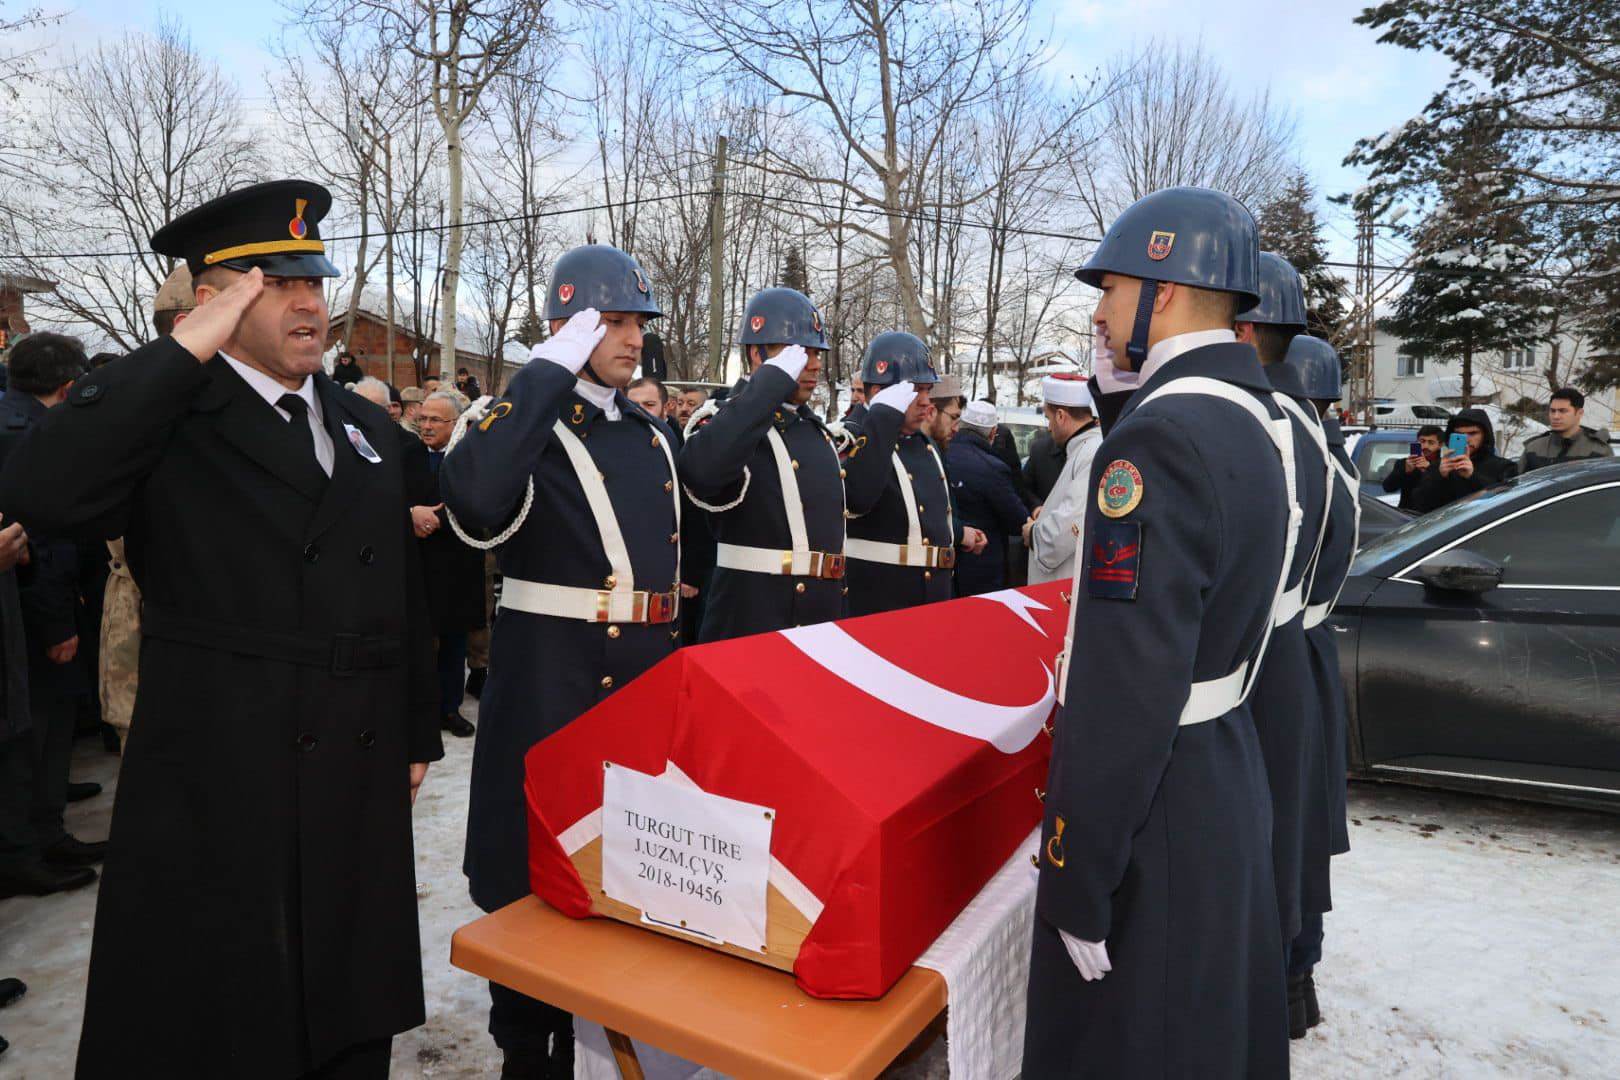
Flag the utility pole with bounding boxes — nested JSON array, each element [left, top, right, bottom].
[[1355, 208, 1376, 422], [707, 134, 727, 382], [360, 100, 397, 384]]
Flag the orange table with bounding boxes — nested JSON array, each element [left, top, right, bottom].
[[451, 897, 948, 1080]]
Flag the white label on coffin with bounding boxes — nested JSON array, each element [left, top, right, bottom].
[[601, 762, 774, 952]]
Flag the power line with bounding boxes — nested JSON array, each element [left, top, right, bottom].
[[2, 179, 1588, 285]]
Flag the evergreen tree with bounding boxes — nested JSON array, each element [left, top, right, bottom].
[[1379, 119, 1542, 407], [779, 246, 810, 296], [514, 307, 547, 348], [1256, 171, 1348, 343]]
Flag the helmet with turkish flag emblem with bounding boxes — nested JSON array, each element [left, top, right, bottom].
[[739, 287, 828, 350], [545, 244, 661, 320], [859, 331, 938, 389]]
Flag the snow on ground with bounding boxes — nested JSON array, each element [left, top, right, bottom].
[[2, 703, 1617, 1077]]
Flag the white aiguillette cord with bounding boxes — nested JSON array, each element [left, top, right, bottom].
[[443, 395, 536, 550]]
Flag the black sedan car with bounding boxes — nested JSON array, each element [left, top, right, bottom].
[[1330, 457, 1620, 811]]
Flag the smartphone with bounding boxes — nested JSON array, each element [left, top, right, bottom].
[[1409, 442, 1422, 457], [1447, 433, 1469, 457]]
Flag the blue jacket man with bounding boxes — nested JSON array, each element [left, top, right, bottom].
[[944, 401, 1031, 595], [1236, 254, 1333, 975], [439, 244, 680, 1079], [1025, 187, 1292, 1080], [678, 289, 895, 640], [1284, 333, 1360, 1037]]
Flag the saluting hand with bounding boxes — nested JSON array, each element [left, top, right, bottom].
[[172, 267, 264, 362], [869, 381, 920, 415], [531, 308, 605, 375], [764, 344, 809, 382]]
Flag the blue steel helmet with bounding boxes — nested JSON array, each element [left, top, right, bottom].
[[1282, 334, 1342, 402], [860, 331, 938, 389], [1238, 252, 1308, 330], [1075, 186, 1261, 365], [739, 287, 829, 350], [544, 244, 661, 320]]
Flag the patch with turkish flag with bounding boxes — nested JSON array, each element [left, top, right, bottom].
[[1086, 519, 1141, 600]]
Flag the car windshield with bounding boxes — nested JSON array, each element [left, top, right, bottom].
[[1360, 436, 1418, 487], [1350, 466, 1578, 575]]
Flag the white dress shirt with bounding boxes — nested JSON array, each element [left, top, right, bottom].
[[1138, 328, 1238, 385], [575, 377, 621, 421], [221, 352, 335, 477]]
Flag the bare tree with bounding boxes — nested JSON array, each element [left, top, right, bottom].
[[664, 0, 1102, 350], [5, 20, 259, 348], [300, 0, 554, 372], [1070, 39, 1297, 233]]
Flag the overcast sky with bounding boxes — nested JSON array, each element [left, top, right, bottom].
[[19, 0, 1453, 266]]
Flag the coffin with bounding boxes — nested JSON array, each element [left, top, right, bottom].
[[524, 583, 1067, 999]]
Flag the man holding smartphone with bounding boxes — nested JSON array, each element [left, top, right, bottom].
[[1412, 408, 1518, 512], [1380, 424, 1443, 510]]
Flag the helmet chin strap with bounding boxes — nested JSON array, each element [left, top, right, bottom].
[[581, 356, 612, 388], [1125, 279, 1160, 369]]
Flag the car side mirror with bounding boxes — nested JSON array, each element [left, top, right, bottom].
[[1411, 549, 1504, 595]]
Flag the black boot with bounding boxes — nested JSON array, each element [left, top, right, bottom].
[[100, 723, 122, 754], [442, 712, 476, 738], [465, 667, 488, 699], [45, 835, 108, 865], [0, 978, 25, 1009], [0, 860, 96, 899], [1287, 972, 1309, 1040], [66, 780, 103, 803], [1303, 971, 1322, 1029]]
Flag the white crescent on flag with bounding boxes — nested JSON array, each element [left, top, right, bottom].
[[778, 592, 1056, 754]]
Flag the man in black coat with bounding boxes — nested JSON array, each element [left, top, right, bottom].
[[1380, 424, 1443, 510], [1021, 427, 1066, 506], [1412, 407, 1518, 512], [844, 333, 975, 616], [1025, 187, 1290, 1079], [0, 333, 105, 880], [0, 181, 442, 1079], [945, 401, 1031, 596], [679, 288, 895, 641], [440, 244, 681, 1079], [416, 390, 487, 737]]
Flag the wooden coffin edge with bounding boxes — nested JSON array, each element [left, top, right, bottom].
[[568, 836, 813, 973]]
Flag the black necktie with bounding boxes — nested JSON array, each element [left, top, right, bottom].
[[277, 393, 323, 477]]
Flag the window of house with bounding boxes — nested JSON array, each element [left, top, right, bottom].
[[1503, 347, 1537, 370], [1396, 353, 1425, 377]]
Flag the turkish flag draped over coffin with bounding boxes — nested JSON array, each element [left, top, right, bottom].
[[524, 583, 1067, 999]]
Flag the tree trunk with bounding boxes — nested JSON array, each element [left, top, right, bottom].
[[1462, 338, 1474, 408], [439, 85, 464, 381], [340, 167, 371, 357]]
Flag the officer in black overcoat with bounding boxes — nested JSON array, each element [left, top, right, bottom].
[[843, 333, 963, 616], [0, 181, 443, 1079], [1283, 334, 1359, 1037], [438, 244, 681, 1079], [678, 288, 895, 640], [1236, 253, 1333, 1028], [1024, 187, 1292, 1079]]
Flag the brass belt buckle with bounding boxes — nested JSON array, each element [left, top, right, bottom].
[[824, 553, 845, 580]]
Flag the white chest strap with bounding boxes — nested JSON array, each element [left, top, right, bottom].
[[1302, 457, 1364, 630], [1136, 377, 1300, 725], [550, 420, 681, 596], [927, 441, 954, 545], [892, 451, 923, 548], [1273, 395, 1335, 627]]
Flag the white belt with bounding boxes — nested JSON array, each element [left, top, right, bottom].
[[1301, 601, 1332, 630], [1273, 582, 1306, 627], [715, 543, 846, 580], [845, 537, 957, 569], [1179, 662, 1251, 726], [500, 577, 678, 624]]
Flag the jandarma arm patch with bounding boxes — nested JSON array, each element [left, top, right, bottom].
[[1097, 458, 1143, 518], [1086, 519, 1141, 600]]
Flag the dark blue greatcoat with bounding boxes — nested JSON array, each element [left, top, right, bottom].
[[1249, 364, 1331, 943], [440, 359, 679, 913], [844, 407, 961, 616], [677, 367, 895, 641], [944, 429, 1031, 596], [1024, 341, 1290, 1080], [1308, 417, 1357, 867], [0, 340, 442, 1077]]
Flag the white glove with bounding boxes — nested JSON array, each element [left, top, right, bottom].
[[1091, 326, 1140, 396], [870, 381, 919, 415], [530, 308, 605, 375], [764, 344, 809, 382], [1060, 930, 1111, 982]]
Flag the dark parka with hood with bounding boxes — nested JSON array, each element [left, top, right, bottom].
[[1412, 408, 1518, 513]]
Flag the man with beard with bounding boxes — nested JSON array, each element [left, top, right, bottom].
[[439, 244, 680, 1079], [0, 180, 442, 1079]]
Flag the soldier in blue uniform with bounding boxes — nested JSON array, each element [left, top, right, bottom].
[[438, 244, 681, 1079], [1235, 252, 1333, 1036], [677, 288, 896, 640], [1024, 187, 1293, 1079], [1282, 334, 1358, 1038], [843, 333, 963, 616]]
